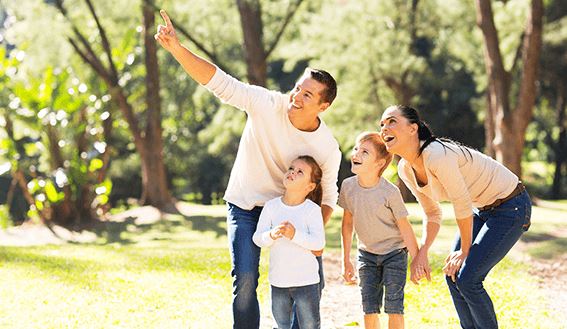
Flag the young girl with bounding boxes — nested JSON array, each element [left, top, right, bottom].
[[252, 155, 326, 329], [339, 132, 419, 329], [379, 105, 531, 329]]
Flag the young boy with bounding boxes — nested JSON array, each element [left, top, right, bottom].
[[339, 132, 418, 329]]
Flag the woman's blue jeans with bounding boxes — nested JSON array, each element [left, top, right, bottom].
[[227, 203, 263, 329], [446, 190, 531, 329]]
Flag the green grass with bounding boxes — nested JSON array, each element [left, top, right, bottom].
[[328, 202, 567, 328], [0, 201, 566, 328]]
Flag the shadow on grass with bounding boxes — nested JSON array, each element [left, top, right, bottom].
[[88, 213, 227, 245], [521, 232, 557, 243], [524, 236, 567, 260], [0, 245, 232, 287], [185, 215, 226, 237], [0, 247, 103, 288]]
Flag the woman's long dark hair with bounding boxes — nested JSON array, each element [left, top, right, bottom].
[[388, 105, 473, 159], [297, 155, 323, 206]]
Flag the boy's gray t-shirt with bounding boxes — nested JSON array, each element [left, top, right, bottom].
[[338, 176, 409, 255]]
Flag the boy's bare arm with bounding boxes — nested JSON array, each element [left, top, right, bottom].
[[396, 217, 419, 259], [341, 210, 356, 283]]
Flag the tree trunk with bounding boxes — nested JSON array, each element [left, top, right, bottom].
[[142, 1, 172, 208], [59, 0, 174, 212], [552, 86, 567, 198], [383, 75, 417, 202], [235, 0, 267, 86], [483, 94, 496, 157], [46, 126, 78, 226], [475, 0, 543, 178]]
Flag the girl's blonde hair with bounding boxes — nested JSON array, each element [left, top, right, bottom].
[[296, 155, 323, 206], [355, 131, 393, 176]]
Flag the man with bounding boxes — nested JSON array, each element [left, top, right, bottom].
[[155, 10, 341, 328]]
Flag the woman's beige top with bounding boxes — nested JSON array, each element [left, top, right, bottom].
[[398, 141, 518, 224]]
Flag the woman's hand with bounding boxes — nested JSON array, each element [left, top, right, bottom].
[[410, 248, 431, 284], [342, 260, 357, 284], [443, 250, 468, 282], [155, 10, 180, 52]]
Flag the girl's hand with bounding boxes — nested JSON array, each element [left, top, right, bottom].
[[342, 260, 357, 284], [410, 248, 431, 284], [269, 225, 285, 240], [280, 221, 296, 240], [311, 249, 323, 256], [155, 10, 180, 52], [443, 250, 468, 282]]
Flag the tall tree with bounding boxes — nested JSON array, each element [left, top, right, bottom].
[[163, 0, 304, 87], [53, 0, 173, 209], [539, 2, 567, 198], [475, 0, 543, 177]]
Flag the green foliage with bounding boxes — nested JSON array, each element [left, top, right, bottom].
[[0, 205, 10, 229], [0, 45, 113, 223], [1, 0, 565, 208]]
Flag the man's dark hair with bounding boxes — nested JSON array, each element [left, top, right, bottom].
[[304, 68, 337, 105]]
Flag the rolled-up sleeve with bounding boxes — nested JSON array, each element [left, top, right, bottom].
[[320, 147, 341, 209], [203, 66, 280, 116]]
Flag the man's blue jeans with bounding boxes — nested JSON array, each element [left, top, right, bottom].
[[272, 283, 321, 329], [227, 203, 263, 329], [446, 190, 531, 329]]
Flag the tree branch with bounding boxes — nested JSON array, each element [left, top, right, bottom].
[[510, 32, 525, 73], [145, 0, 235, 76], [515, 0, 543, 130], [475, 0, 511, 115], [264, 0, 304, 59], [68, 38, 111, 84], [54, 1, 112, 84], [84, 0, 119, 83]]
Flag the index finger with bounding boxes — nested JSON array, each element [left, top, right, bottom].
[[160, 10, 173, 27]]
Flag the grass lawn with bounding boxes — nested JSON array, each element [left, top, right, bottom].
[[0, 201, 566, 328]]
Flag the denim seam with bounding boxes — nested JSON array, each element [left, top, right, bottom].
[[458, 216, 523, 328]]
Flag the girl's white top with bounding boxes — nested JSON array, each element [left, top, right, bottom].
[[253, 197, 325, 288]]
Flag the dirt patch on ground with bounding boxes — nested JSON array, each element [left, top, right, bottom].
[[320, 252, 364, 327], [2, 205, 566, 328], [515, 244, 567, 324]]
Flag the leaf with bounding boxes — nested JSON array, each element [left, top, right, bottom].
[[45, 180, 61, 202], [27, 179, 41, 194], [34, 200, 44, 211], [89, 158, 104, 172], [96, 194, 109, 205]]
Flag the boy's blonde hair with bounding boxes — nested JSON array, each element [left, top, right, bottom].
[[355, 131, 393, 176]]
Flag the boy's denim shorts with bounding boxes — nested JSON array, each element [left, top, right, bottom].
[[357, 248, 408, 314]]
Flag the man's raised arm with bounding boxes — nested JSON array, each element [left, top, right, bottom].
[[155, 10, 216, 85]]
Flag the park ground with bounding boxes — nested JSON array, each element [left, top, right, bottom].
[[0, 200, 566, 328]]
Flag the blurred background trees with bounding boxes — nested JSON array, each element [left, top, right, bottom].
[[0, 0, 565, 228]]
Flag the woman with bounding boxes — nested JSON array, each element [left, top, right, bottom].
[[378, 105, 531, 329]]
